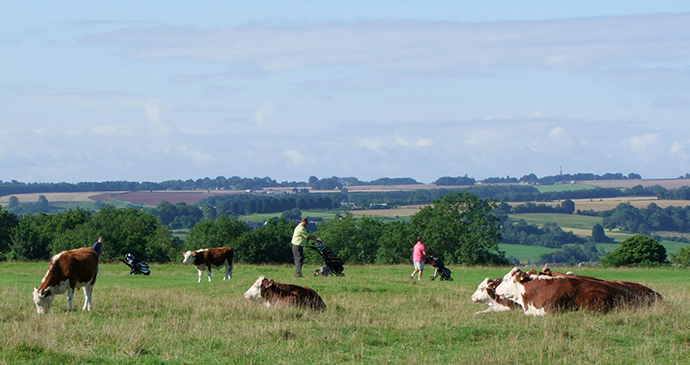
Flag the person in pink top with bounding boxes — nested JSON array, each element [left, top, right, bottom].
[[410, 236, 426, 281]]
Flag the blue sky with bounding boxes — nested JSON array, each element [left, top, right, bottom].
[[2, 1, 690, 184]]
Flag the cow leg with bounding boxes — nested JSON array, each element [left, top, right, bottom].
[[196, 268, 203, 283], [82, 284, 93, 311], [67, 287, 75, 311], [223, 262, 231, 280], [207, 266, 212, 282]]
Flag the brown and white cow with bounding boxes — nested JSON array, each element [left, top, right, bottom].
[[470, 277, 520, 315], [32, 247, 99, 314], [244, 276, 327, 311], [495, 267, 658, 316], [540, 265, 662, 303], [182, 246, 234, 283]]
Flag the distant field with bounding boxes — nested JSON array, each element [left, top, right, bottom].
[[509, 196, 690, 212], [535, 184, 595, 193], [508, 212, 601, 230], [581, 178, 690, 189]]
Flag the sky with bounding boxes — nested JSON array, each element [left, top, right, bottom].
[[2, 1, 690, 184]]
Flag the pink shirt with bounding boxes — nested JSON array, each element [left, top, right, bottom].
[[413, 241, 426, 262]]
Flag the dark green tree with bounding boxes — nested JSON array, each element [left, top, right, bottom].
[[409, 191, 506, 265], [601, 234, 667, 267], [185, 216, 250, 253], [233, 218, 293, 264], [11, 214, 51, 261], [0, 208, 19, 255], [316, 214, 383, 264], [670, 246, 690, 267], [375, 220, 415, 264], [591, 223, 611, 243], [280, 208, 302, 221]]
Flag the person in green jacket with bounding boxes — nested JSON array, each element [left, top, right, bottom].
[[291, 217, 320, 277]]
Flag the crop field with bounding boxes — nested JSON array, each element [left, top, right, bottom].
[[2, 262, 689, 364]]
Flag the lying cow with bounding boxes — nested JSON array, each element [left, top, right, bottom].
[[244, 276, 327, 311], [496, 267, 655, 316], [182, 246, 234, 283], [540, 265, 662, 303], [33, 247, 99, 314], [470, 277, 520, 315]]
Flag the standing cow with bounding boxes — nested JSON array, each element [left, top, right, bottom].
[[182, 247, 234, 283], [32, 247, 99, 314], [244, 276, 327, 311]]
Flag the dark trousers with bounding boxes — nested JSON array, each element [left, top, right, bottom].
[[292, 245, 304, 277]]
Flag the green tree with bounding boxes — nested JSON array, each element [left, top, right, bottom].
[[11, 214, 51, 261], [280, 208, 302, 221], [409, 191, 506, 265], [8, 196, 19, 208], [0, 208, 19, 255], [670, 246, 690, 267], [233, 218, 293, 264], [375, 220, 415, 264], [185, 216, 250, 253], [560, 199, 575, 214], [601, 234, 667, 267], [591, 223, 611, 243], [315, 214, 383, 264]]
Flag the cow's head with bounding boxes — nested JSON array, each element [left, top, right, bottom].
[[181, 251, 195, 264], [244, 276, 268, 303], [495, 267, 529, 303], [32, 287, 54, 314], [470, 278, 502, 304]]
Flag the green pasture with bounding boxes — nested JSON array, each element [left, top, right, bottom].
[[498, 243, 556, 264], [508, 213, 602, 231], [534, 184, 596, 193], [2, 262, 689, 364], [240, 210, 341, 223]]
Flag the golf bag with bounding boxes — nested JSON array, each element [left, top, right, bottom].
[[426, 256, 452, 281], [119, 253, 151, 275]]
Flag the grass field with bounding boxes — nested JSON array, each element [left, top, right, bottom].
[[2, 263, 689, 364]]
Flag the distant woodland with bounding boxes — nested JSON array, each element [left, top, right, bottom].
[[2, 171, 690, 266]]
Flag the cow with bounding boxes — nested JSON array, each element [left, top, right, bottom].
[[495, 267, 656, 316], [470, 277, 520, 315], [539, 265, 662, 303], [182, 246, 234, 283], [244, 276, 327, 311], [32, 247, 99, 314]]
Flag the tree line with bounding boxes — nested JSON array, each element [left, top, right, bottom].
[[0, 170, 659, 197], [0, 192, 508, 266]]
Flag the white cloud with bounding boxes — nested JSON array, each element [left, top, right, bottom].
[[395, 134, 433, 148], [180, 146, 216, 167], [357, 137, 386, 155], [625, 133, 663, 154], [255, 101, 275, 128], [84, 14, 690, 73], [92, 124, 130, 136], [548, 127, 574, 149], [670, 140, 690, 160], [143, 99, 169, 136], [283, 149, 305, 165]]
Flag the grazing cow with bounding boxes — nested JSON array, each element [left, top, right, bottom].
[[495, 267, 654, 316], [244, 276, 327, 311], [470, 277, 520, 315], [32, 247, 99, 314], [182, 246, 234, 283]]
